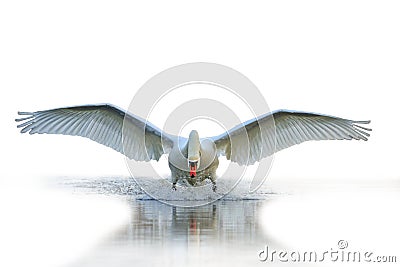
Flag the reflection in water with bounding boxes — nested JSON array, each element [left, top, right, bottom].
[[71, 199, 279, 267], [57, 176, 282, 266], [116, 200, 265, 245]]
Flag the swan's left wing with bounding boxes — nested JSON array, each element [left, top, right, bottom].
[[16, 104, 174, 161], [212, 110, 371, 165]]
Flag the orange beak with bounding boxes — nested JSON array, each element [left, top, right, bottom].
[[190, 162, 197, 178]]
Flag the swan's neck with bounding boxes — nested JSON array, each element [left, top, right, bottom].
[[187, 130, 200, 161]]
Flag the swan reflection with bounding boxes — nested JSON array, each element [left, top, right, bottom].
[[110, 200, 268, 245]]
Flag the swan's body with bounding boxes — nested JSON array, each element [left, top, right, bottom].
[[168, 131, 219, 190], [16, 104, 371, 191]]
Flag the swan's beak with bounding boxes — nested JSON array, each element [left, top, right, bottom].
[[189, 161, 197, 178]]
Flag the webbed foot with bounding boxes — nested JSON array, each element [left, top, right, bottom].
[[212, 184, 217, 192]]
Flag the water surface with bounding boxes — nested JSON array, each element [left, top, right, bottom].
[[55, 176, 400, 267], [59, 176, 281, 267]]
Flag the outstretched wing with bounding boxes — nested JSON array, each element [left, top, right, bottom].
[[212, 110, 371, 165], [16, 104, 174, 161]]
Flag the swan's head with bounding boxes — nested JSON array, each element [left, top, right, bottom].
[[188, 130, 200, 178]]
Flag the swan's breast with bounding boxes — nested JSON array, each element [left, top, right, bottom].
[[168, 138, 217, 172]]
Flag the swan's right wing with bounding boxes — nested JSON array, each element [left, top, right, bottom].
[[212, 110, 371, 165], [16, 104, 174, 161]]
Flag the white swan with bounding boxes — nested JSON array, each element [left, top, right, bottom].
[[16, 104, 371, 191]]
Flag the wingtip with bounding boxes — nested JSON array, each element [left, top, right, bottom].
[[15, 112, 34, 124], [18, 111, 34, 116], [20, 127, 30, 134], [354, 120, 371, 124], [353, 120, 372, 133], [16, 111, 35, 133]]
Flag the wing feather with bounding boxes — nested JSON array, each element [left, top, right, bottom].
[[16, 104, 174, 161], [213, 110, 371, 165]]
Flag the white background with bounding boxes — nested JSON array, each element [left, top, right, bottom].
[[1, 1, 399, 180], [0, 1, 399, 267]]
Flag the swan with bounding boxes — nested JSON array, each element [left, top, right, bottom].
[[16, 104, 371, 191]]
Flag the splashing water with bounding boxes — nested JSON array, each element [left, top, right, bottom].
[[57, 176, 280, 202]]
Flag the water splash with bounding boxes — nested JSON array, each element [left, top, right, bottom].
[[57, 176, 280, 202]]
